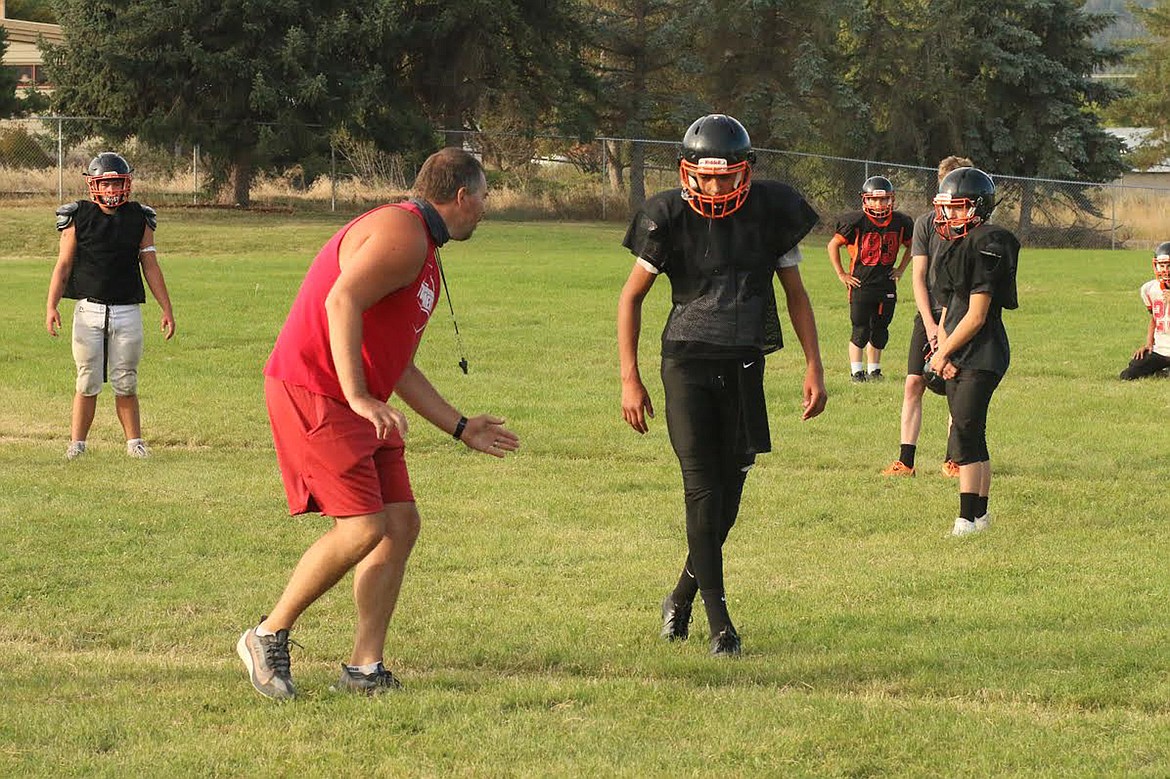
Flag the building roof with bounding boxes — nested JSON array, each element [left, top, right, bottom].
[[0, 15, 64, 67]]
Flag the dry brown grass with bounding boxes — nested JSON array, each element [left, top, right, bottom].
[[2, 162, 1166, 238]]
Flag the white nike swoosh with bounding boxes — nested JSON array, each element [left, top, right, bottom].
[[742, 361, 755, 369]]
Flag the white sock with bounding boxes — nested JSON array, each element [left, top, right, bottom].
[[126, 438, 145, 449], [868, 363, 882, 373], [851, 362, 864, 374], [348, 661, 383, 674], [255, 622, 275, 637]]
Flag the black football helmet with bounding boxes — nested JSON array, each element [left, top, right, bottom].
[[933, 166, 995, 240], [1155, 241, 1170, 291], [921, 344, 947, 395], [861, 175, 895, 225], [85, 152, 133, 208], [678, 114, 755, 218]]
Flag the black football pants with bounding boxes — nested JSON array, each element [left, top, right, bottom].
[[945, 368, 1002, 465], [1119, 351, 1170, 380], [661, 357, 766, 603]]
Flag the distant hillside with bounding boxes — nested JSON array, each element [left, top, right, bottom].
[[1085, 0, 1155, 44]]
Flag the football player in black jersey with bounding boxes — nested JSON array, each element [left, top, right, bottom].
[[618, 114, 827, 656], [45, 152, 175, 460], [827, 176, 914, 381], [881, 156, 972, 478], [927, 167, 1019, 536]]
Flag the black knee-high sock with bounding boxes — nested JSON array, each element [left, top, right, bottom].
[[702, 468, 748, 635], [900, 444, 917, 469], [682, 468, 748, 634], [670, 557, 699, 605], [959, 492, 978, 521], [700, 588, 732, 635], [975, 495, 988, 518]]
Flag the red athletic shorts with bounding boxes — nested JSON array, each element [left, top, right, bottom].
[[265, 376, 413, 517]]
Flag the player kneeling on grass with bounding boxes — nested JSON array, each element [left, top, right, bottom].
[[45, 152, 176, 461], [927, 167, 1019, 537], [1119, 242, 1170, 381], [237, 148, 518, 700]]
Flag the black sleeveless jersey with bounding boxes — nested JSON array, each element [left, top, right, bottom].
[[623, 180, 819, 359], [61, 200, 151, 305], [932, 223, 1020, 376]]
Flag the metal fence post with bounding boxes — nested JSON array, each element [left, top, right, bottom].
[[56, 116, 63, 203], [330, 143, 336, 212], [601, 138, 607, 222], [1111, 176, 1118, 251], [192, 144, 198, 205]]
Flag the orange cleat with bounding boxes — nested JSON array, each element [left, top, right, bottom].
[[881, 460, 916, 477], [942, 460, 960, 478]]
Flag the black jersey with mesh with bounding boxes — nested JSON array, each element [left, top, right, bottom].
[[61, 200, 151, 305], [623, 180, 819, 359], [932, 223, 1020, 376]]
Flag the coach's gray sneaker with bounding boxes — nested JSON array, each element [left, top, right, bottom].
[[126, 439, 150, 458], [65, 441, 86, 460], [237, 620, 296, 700], [331, 662, 403, 695]]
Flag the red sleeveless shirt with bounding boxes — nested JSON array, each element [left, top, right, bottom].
[[264, 202, 441, 403]]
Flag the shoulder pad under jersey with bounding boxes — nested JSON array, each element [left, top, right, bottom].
[[55, 202, 80, 231], [140, 204, 157, 230]]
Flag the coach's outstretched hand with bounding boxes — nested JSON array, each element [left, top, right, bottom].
[[461, 414, 519, 458]]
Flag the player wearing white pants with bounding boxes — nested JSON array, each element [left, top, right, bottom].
[[72, 299, 145, 396], [45, 152, 175, 460]]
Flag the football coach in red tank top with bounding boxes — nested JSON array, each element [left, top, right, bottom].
[[237, 148, 519, 700]]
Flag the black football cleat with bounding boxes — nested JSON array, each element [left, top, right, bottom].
[[710, 627, 742, 657], [851, 371, 868, 383], [660, 596, 693, 641]]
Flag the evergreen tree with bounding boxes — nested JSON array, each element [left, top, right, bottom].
[[43, 0, 370, 206], [588, 0, 705, 208], [381, 0, 596, 147]]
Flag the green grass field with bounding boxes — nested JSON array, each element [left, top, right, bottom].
[[1, 204, 1168, 776]]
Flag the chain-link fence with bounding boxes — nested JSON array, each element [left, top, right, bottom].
[[0, 116, 412, 212], [456, 130, 1170, 250], [0, 118, 1164, 250]]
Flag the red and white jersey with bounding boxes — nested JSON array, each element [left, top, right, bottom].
[[1140, 279, 1170, 356]]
